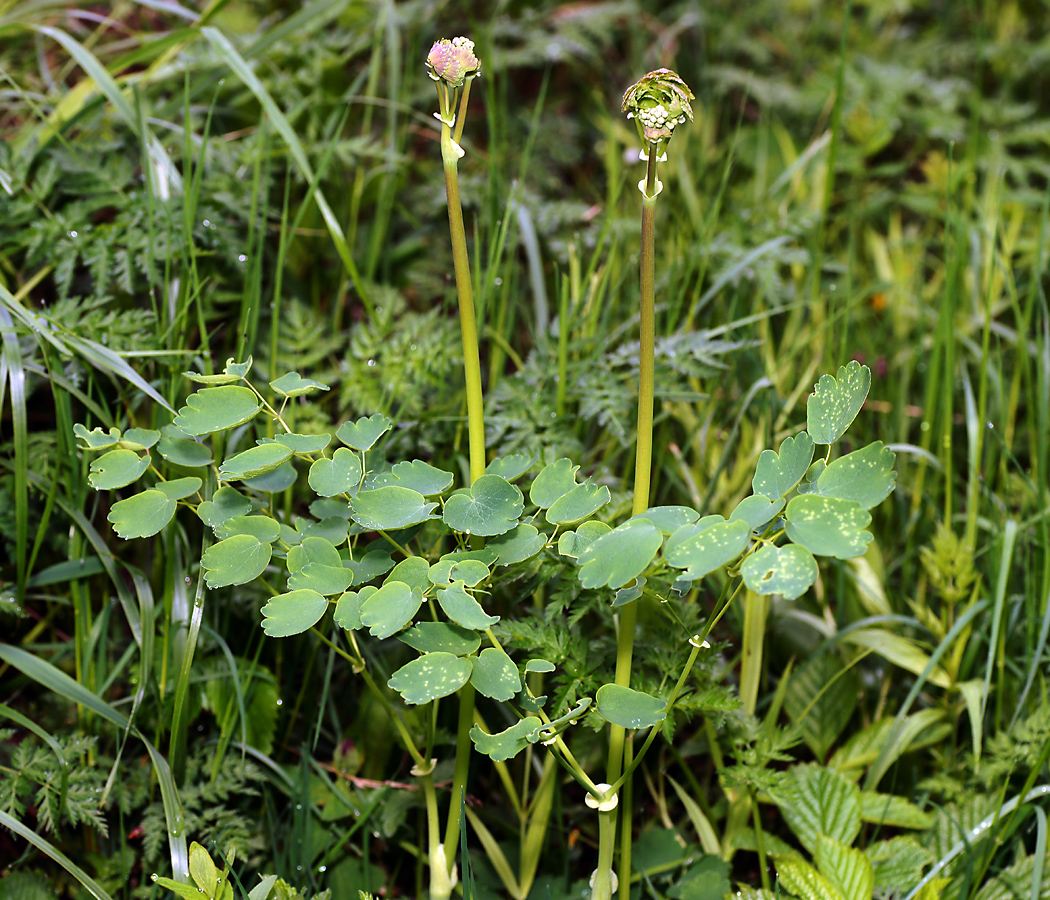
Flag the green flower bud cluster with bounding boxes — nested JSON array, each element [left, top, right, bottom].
[[427, 36, 481, 88], [621, 68, 694, 151]]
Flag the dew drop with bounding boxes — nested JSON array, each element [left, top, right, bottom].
[[367, 359, 376, 367], [68, 230, 78, 238], [238, 254, 247, 262], [202, 219, 210, 227]]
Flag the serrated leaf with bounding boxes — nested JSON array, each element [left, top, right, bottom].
[[336, 413, 391, 451], [730, 495, 786, 532], [807, 361, 871, 445], [275, 432, 331, 453], [437, 581, 499, 629], [216, 515, 281, 543], [309, 448, 364, 497], [388, 652, 472, 704], [73, 423, 122, 449], [269, 372, 330, 397], [545, 482, 611, 525], [784, 651, 859, 759], [173, 386, 261, 436], [108, 490, 177, 539], [288, 563, 354, 596], [753, 431, 815, 500], [595, 684, 666, 728], [775, 856, 846, 900], [530, 458, 580, 508], [577, 518, 662, 589], [201, 534, 272, 588], [558, 520, 611, 559], [741, 544, 818, 600], [858, 792, 932, 830], [488, 524, 546, 566], [154, 477, 202, 501], [866, 837, 931, 892], [261, 589, 328, 637], [485, 454, 534, 480], [370, 459, 454, 496], [398, 622, 480, 656], [777, 764, 861, 856], [633, 505, 700, 534], [814, 835, 874, 900], [334, 586, 375, 631], [443, 474, 524, 537], [197, 486, 252, 529], [349, 486, 437, 531], [470, 717, 542, 762], [785, 495, 872, 559], [88, 448, 150, 489], [121, 427, 160, 450], [665, 518, 751, 580], [812, 442, 897, 510], [470, 647, 521, 700], [219, 443, 292, 481], [359, 580, 423, 638], [157, 433, 212, 467]]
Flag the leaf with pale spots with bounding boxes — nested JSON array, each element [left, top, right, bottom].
[[261, 589, 328, 637], [470, 717, 542, 762], [632, 506, 700, 534], [665, 518, 751, 580], [785, 495, 872, 559], [388, 652, 472, 704], [398, 622, 481, 656], [807, 361, 871, 445], [741, 544, 818, 599], [812, 442, 897, 509], [558, 520, 611, 559], [730, 495, 785, 533], [470, 647, 521, 701], [753, 431, 815, 499], [577, 518, 662, 589]]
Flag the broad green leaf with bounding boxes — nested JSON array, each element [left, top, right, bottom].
[[219, 444, 292, 481], [729, 495, 785, 532], [216, 515, 281, 543], [157, 433, 212, 467], [471, 647, 521, 700], [242, 461, 297, 492], [485, 454, 534, 481], [310, 498, 353, 520], [665, 518, 751, 580], [530, 458, 580, 508], [297, 516, 348, 544], [741, 544, 818, 600], [269, 372, 329, 397], [525, 659, 555, 673], [345, 550, 394, 586], [336, 413, 391, 451], [813, 442, 897, 510], [558, 520, 611, 559], [785, 495, 872, 559], [545, 482, 611, 525], [275, 432, 331, 454], [173, 386, 261, 436], [428, 557, 489, 587], [388, 556, 431, 592], [488, 524, 546, 566], [613, 576, 645, 608], [470, 717, 542, 762], [858, 793, 933, 830], [261, 589, 327, 637], [349, 486, 437, 530], [634, 505, 700, 534], [841, 629, 951, 688], [807, 361, 871, 445], [437, 581, 499, 629], [784, 651, 859, 760], [334, 586, 375, 631], [309, 449, 363, 497], [184, 356, 252, 384], [288, 563, 354, 596], [89, 448, 150, 489], [73, 423, 121, 449], [189, 841, 218, 896], [577, 518, 662, 590], [398, 622, 481, 656], [775, 857, 846, 900], [201, 534, 272, 588], [829, 709, 947, 784], [108, 490, 176, 539], [797, 458, 827, 495], [121, 428, 160, 450], [154, 477, 202, 501], [388, 652, 472, 704], [287, 536, 341, 573], [443, 474, 524, 537], [866, 838, 932, 893], [814, 835, 874, 900], [370, 460, 454, 496], [197, 486, 251, 529], [595, 683, 666, 728], [358, 581, 422, 638], [777, 764, 861, 855], [752, 431, 815, 500]]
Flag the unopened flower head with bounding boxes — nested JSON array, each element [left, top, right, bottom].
[[622, 68, 694, 149], [426, 36, 481, 88]]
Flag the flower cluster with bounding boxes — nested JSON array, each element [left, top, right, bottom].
[[426, 36, 481, 88], [621, 68, 694, 149]]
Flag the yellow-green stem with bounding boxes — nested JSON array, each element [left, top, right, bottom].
[[442, 681, 475, 871]]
